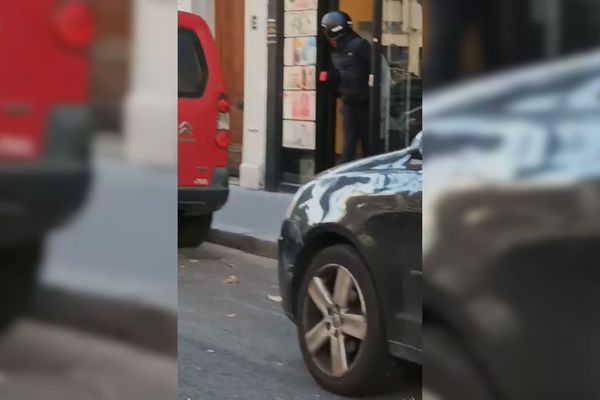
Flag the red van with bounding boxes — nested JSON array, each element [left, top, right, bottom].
[[178, 12, 230, 248], [0, 1, 94, 329]]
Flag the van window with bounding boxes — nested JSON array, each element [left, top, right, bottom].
[[178, 28, 208, 98]]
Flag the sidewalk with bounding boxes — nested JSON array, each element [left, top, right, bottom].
[[210, 185, 295, 258], [36, 134, 177, 353]]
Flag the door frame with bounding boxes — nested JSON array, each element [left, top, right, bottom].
[[214, 0, 246, 176], [265, 0, 384, 191]]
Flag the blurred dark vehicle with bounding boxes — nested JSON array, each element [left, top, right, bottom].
[[279, 134, 422, 396], [423, 0, 600, 398], [0, 1, 93, 331], [423, 52, 600, 400], [425, 0, 600, 90], [178, 11, 230, 248]]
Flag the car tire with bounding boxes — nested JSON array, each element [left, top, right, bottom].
[[0, 241, 42, 332], [423, 326, 496, 400], [178, 214, 212, 248], [296, 244, 395, 396]]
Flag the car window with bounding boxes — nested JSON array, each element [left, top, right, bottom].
[[178, 28, 208, 98]]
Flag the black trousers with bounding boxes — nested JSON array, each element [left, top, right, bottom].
[[340, 102, 370, 164]]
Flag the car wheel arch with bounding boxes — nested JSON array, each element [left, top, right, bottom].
[[291, 228, 371, 319], [423, 302, 502, 399]]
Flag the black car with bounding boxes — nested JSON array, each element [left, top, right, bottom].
[[278, 134, 422, 396], [422, 51, 600, 399]]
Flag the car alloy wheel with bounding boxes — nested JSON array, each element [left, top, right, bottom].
[[301, 263, 367, 377]]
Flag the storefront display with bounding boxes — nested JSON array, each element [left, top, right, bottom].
[[267, 0, 423, 189]]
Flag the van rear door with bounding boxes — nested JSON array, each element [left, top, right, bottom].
[[178, 13, 228, 188], [0, 1, 90, 162]]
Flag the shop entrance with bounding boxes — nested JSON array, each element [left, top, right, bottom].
[[269, 0, 423, 191], [329, 0, 374, 164], [329, 0, 422, 159]]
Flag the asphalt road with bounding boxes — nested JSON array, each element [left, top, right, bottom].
[[178, 243, 421, 400], [0, 320, 176, 399]]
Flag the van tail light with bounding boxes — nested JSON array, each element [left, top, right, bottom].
[[216, 93, 230, 148], [215, 131, 230, 148], [217, 99, 230, 113], [53, 1, 95, 49]]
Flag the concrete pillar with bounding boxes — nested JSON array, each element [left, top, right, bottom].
[[178, 0, 192, 11], [239, 0, 269, 189], [124, 0, 177, 169]]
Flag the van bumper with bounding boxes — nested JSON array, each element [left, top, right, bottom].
[[0, 106, 91, 247], [178, 167, 229, 216], [0, 161, 90, 246]]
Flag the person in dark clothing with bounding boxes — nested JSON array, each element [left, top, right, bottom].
[[320, 11, 372, 164]]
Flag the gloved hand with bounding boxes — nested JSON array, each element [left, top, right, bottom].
[[319, 71, 328, 82]]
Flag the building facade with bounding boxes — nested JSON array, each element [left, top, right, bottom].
[[264, 0, 423, 191], [179, 0, 263, 181], [181, 0, 423, 191]]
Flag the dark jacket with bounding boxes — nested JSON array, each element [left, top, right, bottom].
[[328, 32, 371, 104]]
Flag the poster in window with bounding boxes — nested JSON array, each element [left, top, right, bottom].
[[284, 10, 318, 37], [283, 120, 316, 150], [284, 0, 318, 11], [283, 91, 316, 121], [284, 66, 316, 90], [284, 37, 317, 66]]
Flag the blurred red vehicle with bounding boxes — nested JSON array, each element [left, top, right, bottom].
[[0, 0, 94, 329], [178, 12, 230, 248]]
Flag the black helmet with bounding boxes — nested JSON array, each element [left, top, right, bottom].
[[321, 11, 352, 40]]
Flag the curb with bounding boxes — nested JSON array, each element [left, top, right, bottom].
[[208, 228, 278, 259], [30, 285, 177, 357]]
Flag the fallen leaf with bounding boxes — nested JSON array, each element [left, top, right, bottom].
[[228, 263, 237, 269], [222, 275, 240, 285], [226, 313, 237, 318], [267, 294, 282, 303]]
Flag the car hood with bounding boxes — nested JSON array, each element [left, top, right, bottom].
[[317, 148, 421, 179]]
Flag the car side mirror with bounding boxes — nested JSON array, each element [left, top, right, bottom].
[[409, 147, 422, 161], [409, 131, 423, 160]]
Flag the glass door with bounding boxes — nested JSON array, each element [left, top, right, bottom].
[[380, 0, 422, 151]]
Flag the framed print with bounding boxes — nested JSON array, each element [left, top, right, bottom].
[[284, 10, 318, 37], [283, 91, 316, 121], [283, 120, 316, 150], [284, 66, 316, 90], [284, 0, 318, 11], [284, 37, 317, 66]]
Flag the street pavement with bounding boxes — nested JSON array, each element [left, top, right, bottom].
[[178, 243, 421, 400], [0, 320, 176, 399], [41, 157, 178, 312], [213, 185, 294, 243]]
